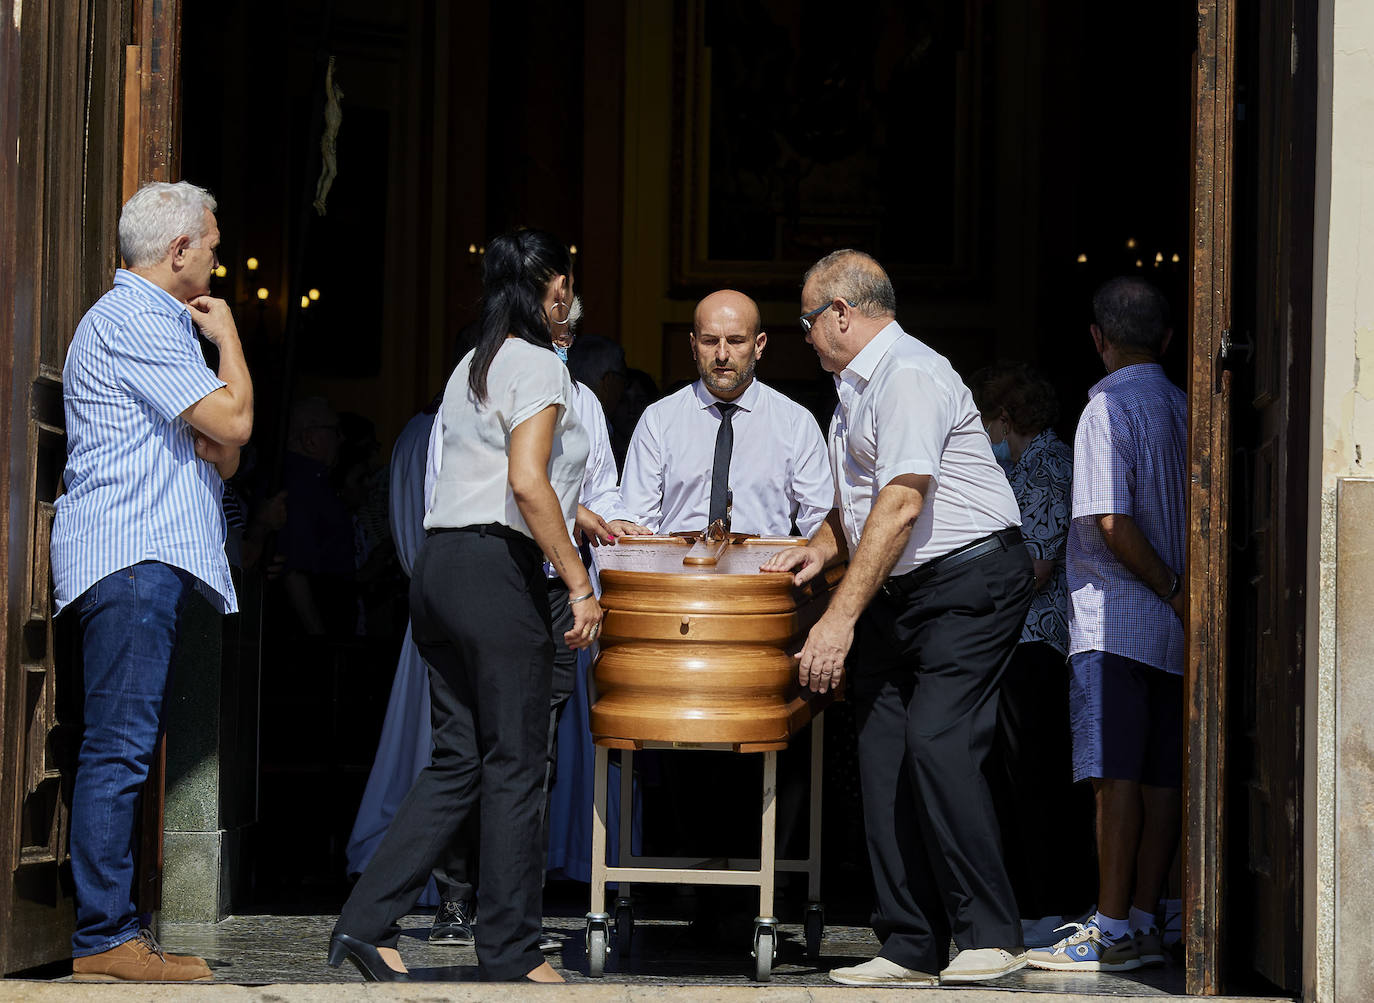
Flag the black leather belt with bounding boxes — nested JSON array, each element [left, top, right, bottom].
[[880, 526, 1024, 600], [427, 522, 528, 542]]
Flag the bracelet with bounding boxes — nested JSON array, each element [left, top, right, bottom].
[[1162, 571, 1181, 601], [568, 591, 596, 604]]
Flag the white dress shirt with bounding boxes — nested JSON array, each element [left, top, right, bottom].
[[426, 340, 588, 539], [618, 378, 832, 537], [831, 321, 1022, 574], [426, 377, 628, 539]]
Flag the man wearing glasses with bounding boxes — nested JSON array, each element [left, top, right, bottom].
[[763, 250, 1034, 987]]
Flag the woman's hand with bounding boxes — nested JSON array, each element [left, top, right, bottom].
[[566, 594, 604, 650], [575, 505, 617, 547]]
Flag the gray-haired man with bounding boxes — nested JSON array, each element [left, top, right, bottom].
[[764, 249, 1033, 986], [52, 182, 252, 982]]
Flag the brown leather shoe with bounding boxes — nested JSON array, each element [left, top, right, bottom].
[[72, 930, 212, 982]]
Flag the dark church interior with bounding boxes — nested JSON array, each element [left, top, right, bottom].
[[168, 0, 1204, 967]]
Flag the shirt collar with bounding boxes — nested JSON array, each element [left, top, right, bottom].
[[838, 320, 904, 386], [1088, 361, 1166, 398], [113, 268, 193, 319], [693, 376, 761, 413]]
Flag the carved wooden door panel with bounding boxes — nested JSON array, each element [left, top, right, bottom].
[[1225, 0, 1314, 992], [0, 0, 125, 975]]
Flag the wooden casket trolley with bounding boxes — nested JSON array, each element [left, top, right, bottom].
[[584, 530, 845, 981]]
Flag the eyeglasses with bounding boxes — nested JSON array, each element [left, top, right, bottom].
[[799, 299, 855, 333]]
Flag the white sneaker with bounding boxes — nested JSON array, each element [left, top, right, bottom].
[[828, 956, 940, 987], [1022, 914, 1067, 948], [940, 947, 1027, 983]]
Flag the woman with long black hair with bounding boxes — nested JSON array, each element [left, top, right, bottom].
[[328, 229, 599, 983]]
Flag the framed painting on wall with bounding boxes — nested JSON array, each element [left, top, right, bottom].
[[670, 0, 992, 294]]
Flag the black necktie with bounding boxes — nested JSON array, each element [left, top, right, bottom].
[[709, 403, 738, 525]]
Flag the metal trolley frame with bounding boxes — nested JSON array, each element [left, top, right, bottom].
[[584, 715, 826, 982]]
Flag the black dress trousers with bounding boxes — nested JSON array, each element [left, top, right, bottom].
[[850, 542, 1035, 974], [333, 528, 553, 981], [435, 578, 579, 904]]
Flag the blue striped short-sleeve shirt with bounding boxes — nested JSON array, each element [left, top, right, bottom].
[[50, 269, 238, 615]]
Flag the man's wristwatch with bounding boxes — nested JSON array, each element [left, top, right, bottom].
[[1162, 571, 1181, 602]]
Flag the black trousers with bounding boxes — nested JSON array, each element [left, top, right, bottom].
[[334, 529, 552, 981], [850, 543, 1035, 973], [989, 640, 1097, 919], [435, 580, 579, 903]]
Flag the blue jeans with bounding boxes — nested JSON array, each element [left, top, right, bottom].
[[67, 562, 196, 957]]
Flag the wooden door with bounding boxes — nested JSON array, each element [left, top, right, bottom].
[[1188, 0, 1313, 994], [1185, 0, 1234, 994], [1224, 0, 1314, 992], [0, 0, 127, 974]]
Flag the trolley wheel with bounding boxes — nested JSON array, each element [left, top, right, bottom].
[[586, 920, 609, 977], [804, 903, 824, 959], [753, 925, 776, 982], [614, 900, 634, 952]]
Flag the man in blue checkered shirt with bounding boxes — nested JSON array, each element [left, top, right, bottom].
[[51, 182, 253, 982], [1027, 277, 1187, 974]]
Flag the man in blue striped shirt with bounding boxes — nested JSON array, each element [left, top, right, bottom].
[[51, 181, 253, 983]]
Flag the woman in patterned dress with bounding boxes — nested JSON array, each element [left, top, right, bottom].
[[970, 362, 1097, 945]]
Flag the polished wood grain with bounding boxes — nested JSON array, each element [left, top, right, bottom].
[[590, 537, 844, 751]]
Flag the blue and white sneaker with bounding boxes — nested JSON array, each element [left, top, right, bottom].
[[1025, 919, 1142, 972]]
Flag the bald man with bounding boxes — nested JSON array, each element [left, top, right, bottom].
[[615, 290, 831, 538]]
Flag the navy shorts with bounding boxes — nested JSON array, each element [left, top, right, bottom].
[[1069, 650, 1183, 788]]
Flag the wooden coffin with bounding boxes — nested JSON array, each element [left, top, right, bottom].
[[590, 535, 846, 752]]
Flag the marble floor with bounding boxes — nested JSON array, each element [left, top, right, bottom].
[[150, 912, 1189, 994]]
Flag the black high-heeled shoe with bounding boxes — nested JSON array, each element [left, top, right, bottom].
[[327, 933, 410, 982]]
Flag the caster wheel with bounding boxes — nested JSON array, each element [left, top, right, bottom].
[[753, 925, 776, 982], [586, 921, 608, 977], [614, 900, 634, 953], [804, 904, 824, 959]]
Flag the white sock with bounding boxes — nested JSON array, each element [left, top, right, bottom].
[[1094, 912, 1130, 940], [1129, 906, 1156, 934]]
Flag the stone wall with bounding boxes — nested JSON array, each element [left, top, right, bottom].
[[1309, 1, 1374, 999]]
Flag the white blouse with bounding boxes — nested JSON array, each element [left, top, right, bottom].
[[425, 338, 589, 541]]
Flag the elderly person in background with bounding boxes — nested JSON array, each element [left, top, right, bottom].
[[52, 181, 252, 982], [969, 361, 1095, 946]]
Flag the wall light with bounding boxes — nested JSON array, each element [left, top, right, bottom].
[[1171, 253, 1181, 263], [308, 288, 320, 301], [246, 257, 259, 271], [1134, 259, 1144, 268], [214, 264, 227, 278], [256, 287, 269, 300], [1076, 253, 1088, 264], [301, 295, 310, 309], [1126, 237, 1137, 250]]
